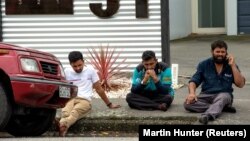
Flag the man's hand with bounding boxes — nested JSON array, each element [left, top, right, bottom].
[[185, 94, 197, 104], [108, 103, 121, 109], [141, 70, 150, 84], [227, 54, 235, 66], [147, 69, 156, 77], [146, 69, 159, 83], [144, 70, 151, 79]]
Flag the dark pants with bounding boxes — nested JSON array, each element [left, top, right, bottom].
[[126, 92, 173, 110]]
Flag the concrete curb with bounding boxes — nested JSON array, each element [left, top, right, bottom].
[[67, 116, 197, 133]]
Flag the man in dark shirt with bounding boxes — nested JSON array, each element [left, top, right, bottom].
[[184, 40, 245, 124], [126, 50, 174, 111]]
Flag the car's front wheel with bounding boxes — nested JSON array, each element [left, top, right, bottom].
[[0, 83, 12, 130], [6, 108, 56, 137]]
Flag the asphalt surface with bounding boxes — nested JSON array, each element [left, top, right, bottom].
[[171, 35, 250, 82], [0, 137, 137, 141]]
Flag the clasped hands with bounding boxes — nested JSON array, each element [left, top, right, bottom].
[[142, 69, 159, 83]]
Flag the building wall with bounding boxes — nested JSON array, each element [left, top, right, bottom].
[[237, 0, 250, 34], [1, 0, 163, 70], [226, 0, 237, 35], [169, 0, 192, 40]]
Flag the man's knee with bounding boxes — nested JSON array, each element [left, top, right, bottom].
[[165, 95, 174, 105], [216, 93, 232, 103], [126, 93, 133, 103], [127, 103, 135, 109], [183, 102, 195, 112], [183, 102, 190, 111]]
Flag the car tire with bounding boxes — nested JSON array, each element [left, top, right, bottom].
[[6, 108, 56, 137], [0, 83, 12, 130]]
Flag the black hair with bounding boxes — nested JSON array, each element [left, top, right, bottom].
[[142, 50, 156, 61], [211, 40, 228, 51], [68, 51, 84, 63]]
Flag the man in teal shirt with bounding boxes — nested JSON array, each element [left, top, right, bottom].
[[126, 50, 174, 111]]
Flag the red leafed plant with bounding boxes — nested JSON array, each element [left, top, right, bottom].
[[87, 45, 128, 91]]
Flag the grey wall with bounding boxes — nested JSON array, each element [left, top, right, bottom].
[[169, 0, 192, 40]]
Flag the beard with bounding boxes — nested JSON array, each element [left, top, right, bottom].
[[213, 55, 227, 64]]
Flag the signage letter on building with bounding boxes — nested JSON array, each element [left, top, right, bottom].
[[89, 0, 120, 18]]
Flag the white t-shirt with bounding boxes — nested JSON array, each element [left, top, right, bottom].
[[64, 65, 99, 101]]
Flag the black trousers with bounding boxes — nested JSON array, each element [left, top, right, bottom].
[[126, 92, 173, 110]]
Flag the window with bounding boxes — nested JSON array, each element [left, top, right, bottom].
[[198, 0, 225, 28], [6, 0, 73, 15]]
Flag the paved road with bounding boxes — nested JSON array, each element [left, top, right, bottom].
[[170, 36, 250, 81], [0, 137, 137, 141]]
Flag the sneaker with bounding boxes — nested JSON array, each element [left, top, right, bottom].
[[199, 115, 209, 125], [223, 106, 236, 113], [158, 103, 168, 111]]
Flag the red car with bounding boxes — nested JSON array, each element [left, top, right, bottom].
[[0, 42, 77, 136]]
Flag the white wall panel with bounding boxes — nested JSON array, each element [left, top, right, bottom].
[[2, 0, 162, 71]]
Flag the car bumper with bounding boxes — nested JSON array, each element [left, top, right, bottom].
[[10, 76, 77, 109]]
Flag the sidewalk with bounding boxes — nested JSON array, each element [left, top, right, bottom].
[[55, 35, 250, 134], [63, 85, 250, 134]]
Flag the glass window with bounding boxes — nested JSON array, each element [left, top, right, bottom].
[[198, 0, 225, 28]]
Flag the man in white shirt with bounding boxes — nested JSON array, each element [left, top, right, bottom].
[[58, 51, 121, 136]]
